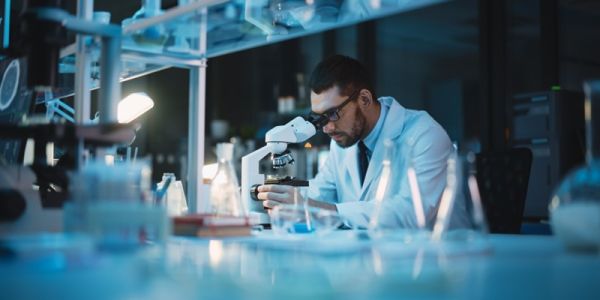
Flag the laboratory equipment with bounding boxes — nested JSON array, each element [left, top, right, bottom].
[[0, 166, 62, 235], [271, 204, 343, 236], [17, 0, 65, 90], [64, 160, 169, 249], [0, 0, 143, 239], [367, 139, 429, 240], [165, 0, 202, 53], [271, 187, 343, 236], [510, 90, 584, 220], [0, 59, 20, 111], [0, 58, 31, 165], [10, 0, 122, 122], [550, 80, 600, 251], [122, 0, 168, 48], [157, 173, 189, 216], [241, 116, 317, 224], [431, 151, 489, 245], [368, 139, 397, 236], [0, 123, 136, 237], [270, 0, 316, 29], [117, 92, 155, 123], [210, 142, 245, 217]]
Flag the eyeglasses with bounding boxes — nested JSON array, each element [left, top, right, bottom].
[[308, 89, 360, 129]]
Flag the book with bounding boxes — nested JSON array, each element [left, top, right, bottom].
[[173, 223, 252, 237], [172, 214, 252, 237], [172, 214, 250, 226]]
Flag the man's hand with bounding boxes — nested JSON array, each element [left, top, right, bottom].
[[257, 185, 337, 212], [257, 184, 296, 209]]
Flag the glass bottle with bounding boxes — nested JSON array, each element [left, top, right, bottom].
[[550, 81, 600, 251], [210, 143, 246, 217]]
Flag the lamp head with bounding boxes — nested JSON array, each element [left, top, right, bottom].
[[118, 92, 154, 123]]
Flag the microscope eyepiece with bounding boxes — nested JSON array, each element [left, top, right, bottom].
[[305, 113, 328, 130]]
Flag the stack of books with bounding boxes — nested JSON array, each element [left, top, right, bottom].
[[172, 214, 252, 237]]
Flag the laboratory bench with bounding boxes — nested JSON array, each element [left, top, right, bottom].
[[1, 231, 598, 299]]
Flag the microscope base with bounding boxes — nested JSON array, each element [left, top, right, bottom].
[[249, 211, 270, 225]]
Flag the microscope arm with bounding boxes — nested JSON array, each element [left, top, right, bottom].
[[241, 145, 271, 216]]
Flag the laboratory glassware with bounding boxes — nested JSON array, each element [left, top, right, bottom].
[[550, 81, 600, 251], [210, 142, 246, 216]]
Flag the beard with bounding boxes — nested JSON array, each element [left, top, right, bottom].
[[331, 109, 366, 148]]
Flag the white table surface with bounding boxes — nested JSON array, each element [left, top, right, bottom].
[[2, 231, 599, 300]]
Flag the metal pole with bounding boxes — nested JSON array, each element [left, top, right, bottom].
[[98, 34, 121, 124], [187, 7, 207, 213], [3, 0, 11, 48], [74, 0, 93, 166], [74, 0, 93, 124]]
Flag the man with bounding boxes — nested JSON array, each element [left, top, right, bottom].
[[257, 55, 467, 228]]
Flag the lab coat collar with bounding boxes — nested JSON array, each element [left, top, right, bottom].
[[341, 97, 406, 199]]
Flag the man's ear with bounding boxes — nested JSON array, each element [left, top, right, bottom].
[[358, 89, 374, 106]]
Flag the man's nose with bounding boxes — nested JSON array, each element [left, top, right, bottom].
[[322, 121, 335, 134]]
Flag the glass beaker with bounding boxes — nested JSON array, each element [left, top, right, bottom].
[[271, 187, 342, 235]]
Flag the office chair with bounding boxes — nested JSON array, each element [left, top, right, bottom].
[[476, 148, 533, 233]]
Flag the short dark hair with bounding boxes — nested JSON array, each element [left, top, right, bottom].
[[309, 55, 375, 98]]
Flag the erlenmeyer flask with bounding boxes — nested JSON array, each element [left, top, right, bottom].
[[210, 143, 246, 216], [367, 138, 432, 240], [367, 139, 394, 237], [550, 81, 600, 251], [432, 151, 489, 247]]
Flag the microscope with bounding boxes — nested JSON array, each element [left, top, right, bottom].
[[241, 116, 317, 224]]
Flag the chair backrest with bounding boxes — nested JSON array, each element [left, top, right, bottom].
[[476, 148, 533, 233]]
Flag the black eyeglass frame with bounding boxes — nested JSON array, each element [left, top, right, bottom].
[[308, 89, 361, 129]]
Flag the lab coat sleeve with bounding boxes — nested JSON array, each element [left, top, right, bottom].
[[308, 142, 339, 203]]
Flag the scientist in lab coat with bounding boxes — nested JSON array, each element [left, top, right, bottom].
[[257, 55, 468, 228]]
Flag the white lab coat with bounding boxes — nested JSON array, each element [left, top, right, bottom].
[[308, 97, 469, 228]]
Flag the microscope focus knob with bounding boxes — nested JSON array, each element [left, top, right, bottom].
[[0, 189, 26, 222], [250, 184, 261, 201]]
